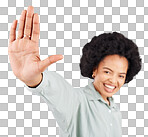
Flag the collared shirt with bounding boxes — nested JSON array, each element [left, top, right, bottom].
[[25, 70, 122, 137]]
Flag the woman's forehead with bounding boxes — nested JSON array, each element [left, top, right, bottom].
[[99, 55, 128, 71]]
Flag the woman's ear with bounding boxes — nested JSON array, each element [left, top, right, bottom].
[[92, 66, 97, 78]]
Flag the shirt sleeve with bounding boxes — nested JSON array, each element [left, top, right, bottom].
[[25, 70, 80, 131]]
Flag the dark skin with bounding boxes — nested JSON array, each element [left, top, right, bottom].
[[92, 55, 128, 105], [8, 6, 63, 87]]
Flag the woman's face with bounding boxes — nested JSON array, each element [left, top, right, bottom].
[[93, 54, 128, 102]]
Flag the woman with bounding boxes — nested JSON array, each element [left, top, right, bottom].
[[8, 6, 141, 137]]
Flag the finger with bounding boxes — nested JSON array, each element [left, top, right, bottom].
[[24, 6, 34, 37], [17, 10, 27, 39], [38, 55, 64, 72], [31, 13, 39, 43], [9, 20, 18, 44]]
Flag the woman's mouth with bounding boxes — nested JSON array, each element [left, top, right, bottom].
[[103, 83, 116, 93]]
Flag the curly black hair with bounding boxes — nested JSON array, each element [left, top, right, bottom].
[[79, 32, 142, 84]]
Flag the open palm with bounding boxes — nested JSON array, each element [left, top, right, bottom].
[[8, 6, 63, 87]]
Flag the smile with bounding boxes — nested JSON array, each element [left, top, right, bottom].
[[104, 84, 116, 93]]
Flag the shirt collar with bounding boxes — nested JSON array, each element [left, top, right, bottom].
[[83, 82, 117, 109]]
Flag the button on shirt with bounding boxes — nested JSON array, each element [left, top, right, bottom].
[[25, 70, 122, 137]]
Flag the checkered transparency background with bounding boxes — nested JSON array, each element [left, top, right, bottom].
[[0, 0, 148, 136]]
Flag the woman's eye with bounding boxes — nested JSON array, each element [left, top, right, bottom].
[[119, 75, 124, 78], [105, 71, 110, 74]]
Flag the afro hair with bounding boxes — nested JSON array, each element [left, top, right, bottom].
[[79, 32, 142, 84]]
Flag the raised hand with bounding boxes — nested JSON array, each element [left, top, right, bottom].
[[8, 6, 63, 87]]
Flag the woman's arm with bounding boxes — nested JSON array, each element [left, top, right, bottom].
[[9, 6, 80, 131]]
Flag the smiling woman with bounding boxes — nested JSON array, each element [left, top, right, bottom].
[[9, 6, 142, 137], [80, 32, 142, 107]]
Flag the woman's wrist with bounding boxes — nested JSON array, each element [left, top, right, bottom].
[[25, 73, 43, 88]]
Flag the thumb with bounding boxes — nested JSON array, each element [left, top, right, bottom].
[[38, 55, 63, 72]]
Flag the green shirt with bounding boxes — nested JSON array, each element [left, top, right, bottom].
[[26, 70, 122, 137]]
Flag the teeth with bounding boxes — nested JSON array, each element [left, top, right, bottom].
[[105, 84, 115, 89]]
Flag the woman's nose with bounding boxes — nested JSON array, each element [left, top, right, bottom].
[[109, 76, 117, 84]]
